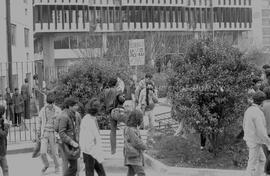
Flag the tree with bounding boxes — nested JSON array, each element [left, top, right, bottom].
[[168, 39, 260, 154], [53, 59, 132, 129]]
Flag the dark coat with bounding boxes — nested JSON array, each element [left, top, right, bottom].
[[21, 83, 31, 100], [58, 109, 80, 148], [0, 122, 9, 156], [12, 93, 24, 114]]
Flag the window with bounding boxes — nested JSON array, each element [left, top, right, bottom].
[[262, 9, 270, 17], [24, 28, 29, 47], [263, 28, 270, 35], [263, 19, 270, 26], [11, 24, 16, 46]]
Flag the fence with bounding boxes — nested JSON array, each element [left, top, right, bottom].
[[7, 109, 174, 144]]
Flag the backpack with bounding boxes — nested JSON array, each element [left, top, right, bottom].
[[111, 107, 128, 123]]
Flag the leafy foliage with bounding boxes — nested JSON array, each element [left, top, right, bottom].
[[53, 59, 132, 129], [168, 39, 260, 152]]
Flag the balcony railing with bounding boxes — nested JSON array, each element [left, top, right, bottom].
[[33, 0, 88, 5]]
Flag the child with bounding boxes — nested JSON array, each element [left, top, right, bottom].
[[0, 105, 9, 176], [124, 110, 147, 176]]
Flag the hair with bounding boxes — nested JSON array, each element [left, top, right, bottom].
[[252, 91, 266, 105], [115, 93, 125, 106], [145, 73, 153, 79], [108, 77, 118, 88], [46, 92, 55, 104], [146, 82, 154, 106], [265, 69, 270, 78], [24, 78, 28, 83], [252, 77, 262, 85], [62, 97, 78, 109], [0, 105, 5, 118], [263, 64, 270, 70], [85, 98, 101, 116], [126, 109, 143, 127], [264, 87, 270, 100], [14, 88, 18, 91]]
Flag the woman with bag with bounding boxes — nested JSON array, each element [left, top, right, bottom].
[[79, 98, 106, 176], [124, 110, 147, 176]]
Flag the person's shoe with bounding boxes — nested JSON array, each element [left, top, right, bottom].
[[41, 166, 49, 174]]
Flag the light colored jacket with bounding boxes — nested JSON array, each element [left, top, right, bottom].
[[37, 104, 61, 137], [243, 104, 270, 147], [135, 79, 155, 101], [79, 114, 104, 163], [138, 88, 158, 111]]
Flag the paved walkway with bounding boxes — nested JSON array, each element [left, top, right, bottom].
[[7, 152, 163, 176]]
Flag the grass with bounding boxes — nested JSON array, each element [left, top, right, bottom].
[[147, 132, 248, 170]]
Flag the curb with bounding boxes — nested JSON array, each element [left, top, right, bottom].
[[144, 154, 245, 176], [7, 142, 34, 155]]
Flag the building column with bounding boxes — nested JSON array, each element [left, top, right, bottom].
[[42, 34, 55, 83], [102, 33, 107, 57]]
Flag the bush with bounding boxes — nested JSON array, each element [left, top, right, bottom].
[[168, 39, 260, 154], [152, 72, 170, 98], [54, 59, 133, 129]]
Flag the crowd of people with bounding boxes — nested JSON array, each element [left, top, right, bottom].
[[0, 73, 159, 176], [0, 78, 31, 127]]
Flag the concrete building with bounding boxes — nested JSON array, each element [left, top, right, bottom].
[[253, 0, 270, 53], [33, 0, 253, 82], [0, 0, 34, 94]]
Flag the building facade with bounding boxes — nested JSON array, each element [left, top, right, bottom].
[[0, 0, 34, 94], [253, 0, 270, 53], [33, 0, 253, 82]]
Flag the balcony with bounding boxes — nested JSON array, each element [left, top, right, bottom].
[[212, 0, 252, 7], [213, 22, 252, 31], [34, 22, 90, 33], [121, 0, 186, 6], [33, 0, 88, 6], [54, 48, 102, 59]]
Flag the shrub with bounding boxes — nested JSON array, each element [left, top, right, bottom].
[[168, 39, 260, 154], [54, 59, 133, 129]]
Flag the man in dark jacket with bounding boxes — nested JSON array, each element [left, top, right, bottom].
[[58, 98, 80, 176], [110, 93, 129, 155], [4, 88, 13, 123], [0, 105, 9, 176], [21, 78, 31, 119]]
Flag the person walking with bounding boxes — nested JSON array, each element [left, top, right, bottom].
[[4, 88, 13, 123], [135, 73, 155, 106], [243, 91, 270, 176], [110, 93, 129, 155], [138, 82, 158, 131], [124, 110, 147, 176], [37, 93, 61, 174], [263, 87, 270, 174], [58, 98, 80, 176], [12, 88, 24, 127], [101, 77, 121, 155], [55, 101, 81, 176], [79, 98, 106, 176], [21, 78, 31, 119], [0, 105, 9, 176]]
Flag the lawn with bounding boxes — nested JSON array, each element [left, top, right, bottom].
[[147, 132, 248, 170]]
